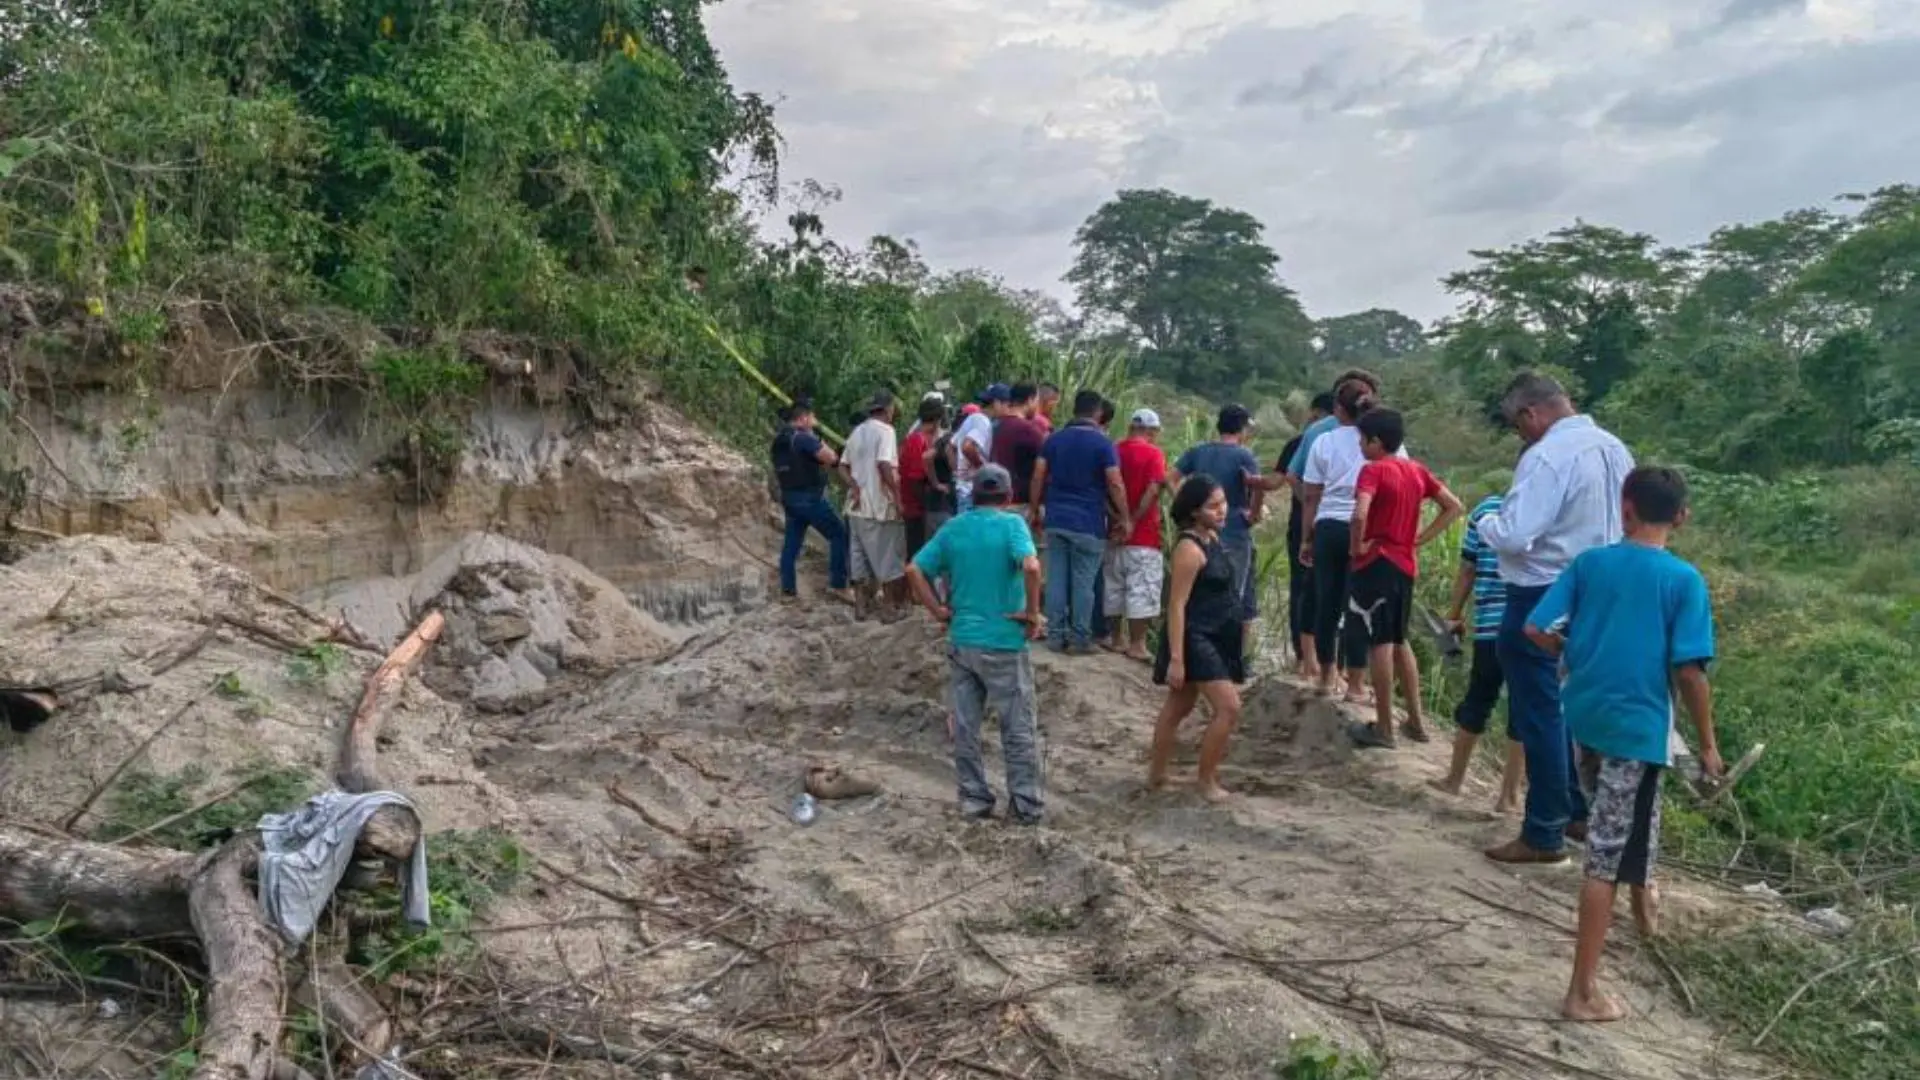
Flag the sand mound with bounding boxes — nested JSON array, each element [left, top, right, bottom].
[[1237, 676, 1357, 768], [0, 535, 495, 833], [326, 532, 679, 712]]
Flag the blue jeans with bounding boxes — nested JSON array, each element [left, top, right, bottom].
[[779, 490, 849, 594], [1499, 583, 1588, 852], [1044, 528, 1105, 647], [948, 646, 1043, 821]]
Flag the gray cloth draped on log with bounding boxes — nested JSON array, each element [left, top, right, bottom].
[[258, 790, 430, 944]]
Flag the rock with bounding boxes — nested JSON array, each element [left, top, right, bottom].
[[476, 613, 533, 646]]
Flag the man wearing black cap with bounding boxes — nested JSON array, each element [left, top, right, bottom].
[[845, 390, 908, 619], [1172, 404, 1265, 641]]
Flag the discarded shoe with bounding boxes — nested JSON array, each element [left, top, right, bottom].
[[806, 764, 881, 800]]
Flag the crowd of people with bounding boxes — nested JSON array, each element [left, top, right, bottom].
[[769, 367, 1729, 1023]]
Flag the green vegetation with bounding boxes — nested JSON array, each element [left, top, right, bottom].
[[93, 763, 315, 848], [352, 826, 529, 977], [286, 641, 350, 685], [1272, 1034, 1379, 1080]]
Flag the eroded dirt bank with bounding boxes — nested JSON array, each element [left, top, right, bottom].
[[0, 524, 1774, 1079]]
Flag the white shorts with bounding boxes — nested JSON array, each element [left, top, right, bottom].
[[1103, 546, 1164, 619]]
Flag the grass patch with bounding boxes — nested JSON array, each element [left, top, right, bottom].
[[352, 827, 530, 978], [1666, 915, 1918, 1080], [286, 641, 349, 685], [1272, 1034, 1379, 1080], [93, 763, 315, 848]]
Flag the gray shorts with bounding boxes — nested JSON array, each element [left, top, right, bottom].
[[1579, 751, 1663, 887], [849, 518, 907, 583]]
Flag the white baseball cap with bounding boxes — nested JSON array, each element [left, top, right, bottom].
[[1129, 408, 1162, 429]]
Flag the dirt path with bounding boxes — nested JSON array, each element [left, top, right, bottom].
[[478, 598, 1775, 1080]]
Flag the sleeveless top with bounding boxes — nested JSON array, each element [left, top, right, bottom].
[[1177, 530, 1237, 636]]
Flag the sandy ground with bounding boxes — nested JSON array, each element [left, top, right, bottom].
[[0, 535, 1775, 1079]]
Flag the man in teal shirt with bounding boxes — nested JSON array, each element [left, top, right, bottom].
[[906, 464, 1046, 824]]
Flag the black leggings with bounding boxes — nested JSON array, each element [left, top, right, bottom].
[[1310, 520, 1371, 671]]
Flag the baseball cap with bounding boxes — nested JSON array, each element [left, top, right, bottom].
[[979, 383, 1012, 404], [960, 402, 981, 417], [1129, 408, 1162, 429], [973, 463, 1013, 498], [1217, 404, 1253, 435], [866, 389, 896, 413]]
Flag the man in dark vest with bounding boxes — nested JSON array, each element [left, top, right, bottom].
[[773, 400, 853, 603]]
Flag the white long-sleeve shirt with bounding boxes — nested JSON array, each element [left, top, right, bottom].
[[1477, 415, 1635, 587]]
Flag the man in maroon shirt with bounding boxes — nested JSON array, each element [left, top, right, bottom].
[[1348, 408, 1464, 749], [991, 384, 1047, 510]]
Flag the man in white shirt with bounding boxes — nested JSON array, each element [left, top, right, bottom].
[[1478, 372, 1635, 865], [953, 384, 1010, 512], [844, 391, 907, 620]]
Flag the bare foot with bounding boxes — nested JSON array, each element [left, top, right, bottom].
[[1632, 886, 1660, 939], [1200, 783, 1234, 804], [1428, 777, 1464, 796], [1493, 798, 1520, 815], [1561, 989, 1629, 1023], [1125, 647, 1152, 663]]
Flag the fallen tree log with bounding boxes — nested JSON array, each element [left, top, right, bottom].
[[188, 838, 283, 1080], [338, 609, 444, 795], [0, 826, 196, 937]]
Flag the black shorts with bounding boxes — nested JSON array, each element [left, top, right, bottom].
[[905, 516, 928, 560], [1346, 558, 1413, 647], [1453, 639, 1507, 735], [1153, 623, 1247, 685]]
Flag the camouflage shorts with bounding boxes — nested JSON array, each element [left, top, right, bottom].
[[1579, 751, 1664, 887]]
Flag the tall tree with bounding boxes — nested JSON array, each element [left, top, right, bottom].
[[1436, 222, 1685, 406], [1314, 308, 1426, 365], [1066, 189, 1313, 398]]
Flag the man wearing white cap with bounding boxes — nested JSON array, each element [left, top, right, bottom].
[[1105, 408, 1170, 661]]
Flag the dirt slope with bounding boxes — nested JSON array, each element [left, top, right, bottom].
[[472, 596, 1774, 1080], [0, 533, 1773, 1079]]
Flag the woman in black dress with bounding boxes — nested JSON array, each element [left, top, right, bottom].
[[1149, 475, 1246, 803]]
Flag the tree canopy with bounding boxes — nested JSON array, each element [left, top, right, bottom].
[[1432, 188, 1920, 475], [1066, 189, 1314, 400]]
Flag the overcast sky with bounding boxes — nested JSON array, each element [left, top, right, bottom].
[[707, 0, 1920, 323]]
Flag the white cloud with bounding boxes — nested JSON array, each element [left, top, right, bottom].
[[709, 0, 1920, 321]]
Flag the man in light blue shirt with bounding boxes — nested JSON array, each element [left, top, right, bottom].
[[1478, 372, 1635, 865]]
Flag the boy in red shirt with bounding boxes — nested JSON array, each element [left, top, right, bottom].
[[1105, 408, 1170, 661], [1349, 408, 1464, 749]]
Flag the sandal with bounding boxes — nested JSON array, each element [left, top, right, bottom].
[[1399, 722, 1432, 744], [1347, 722, 1395, 750]]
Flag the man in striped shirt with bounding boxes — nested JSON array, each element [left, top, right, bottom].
[[1432, 494, 1525, 810]]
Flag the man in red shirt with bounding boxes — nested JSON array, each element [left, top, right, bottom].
[[1349, 408, 1465, 748], [899, 396, 946, 558], [1104, 408, 1169, 661]]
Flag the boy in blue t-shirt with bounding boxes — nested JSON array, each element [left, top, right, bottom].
[[1432, 493, 1525, 810], [1525, 466, 1726, 1024]]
